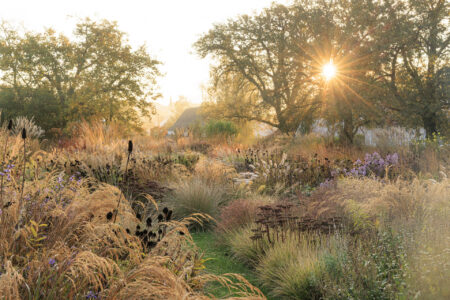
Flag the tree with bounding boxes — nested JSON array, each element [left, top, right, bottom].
[[0, 19, 162, 132], [195, 4, 321, 134], [373, 0, 449, 137], [304, 0, 386, 144]]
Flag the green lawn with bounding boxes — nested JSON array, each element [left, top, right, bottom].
[[192, 231, 269, 299]]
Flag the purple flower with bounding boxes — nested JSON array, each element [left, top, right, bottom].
[[86, 291, 97, 299], [49, 258, 56, 267]]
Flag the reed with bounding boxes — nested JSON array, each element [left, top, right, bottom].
[[113, 140, 133, 223]]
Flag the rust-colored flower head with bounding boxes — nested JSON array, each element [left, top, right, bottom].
[[21, 128, 27, 139]]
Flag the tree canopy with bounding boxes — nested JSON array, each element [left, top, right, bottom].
[[0, 18, 162, 133], [197, 0, 449, 139]]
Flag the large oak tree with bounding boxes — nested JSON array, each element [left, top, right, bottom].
[[0, 19, 161, 131]]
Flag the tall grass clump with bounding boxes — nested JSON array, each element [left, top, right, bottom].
[[11, 116, 45, 139], [256, 235, 329, 300], [165, 177, 226, 229]]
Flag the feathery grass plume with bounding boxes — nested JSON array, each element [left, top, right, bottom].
[[0, 260, 24, 299], [0, 119, 13, 207], [113, 140, 133, 223]]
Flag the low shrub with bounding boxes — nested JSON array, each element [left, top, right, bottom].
[[216, 194, 274, 232], [204, 119, 238, 139]]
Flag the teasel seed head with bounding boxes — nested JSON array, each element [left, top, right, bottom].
[[157, 214, 164, 222], [128, 140, 133, 153]]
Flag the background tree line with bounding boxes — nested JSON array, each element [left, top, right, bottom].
[[0, 18, 161, 134], [196, 0, 449, 143]]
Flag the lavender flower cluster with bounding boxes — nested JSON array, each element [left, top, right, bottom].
[[0, 163, 15, 181], [348, 152, 398, 177], [320, 152, 399, 188]]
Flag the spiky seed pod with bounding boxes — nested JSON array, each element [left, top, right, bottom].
[[21, 128, 27, 139], [128, 140, 133, 153], [7, 120, 12, 131], [157, 214, 164, 222], [166, 210, 173, 221]]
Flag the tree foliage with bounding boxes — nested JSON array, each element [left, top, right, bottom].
[[195, 4, 321, 134], [0, 18, 162, 133], [197, 0, 449, 139]]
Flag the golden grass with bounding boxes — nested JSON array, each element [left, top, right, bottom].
[[0, 128, 264, 299]]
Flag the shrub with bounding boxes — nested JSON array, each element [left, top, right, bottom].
[[204, 119, 238, 139], [216, 195, 273, 232]]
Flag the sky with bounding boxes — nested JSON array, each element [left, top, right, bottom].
[[0, 0, 288, 105]]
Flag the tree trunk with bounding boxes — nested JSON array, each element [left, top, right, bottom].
[[339, 108, 355, 145], [423, 112, 438, 139]]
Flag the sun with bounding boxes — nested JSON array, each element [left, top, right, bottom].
[[322, 60, 337, 81]]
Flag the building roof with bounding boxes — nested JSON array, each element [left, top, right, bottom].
[[168, 107, 203, 131]]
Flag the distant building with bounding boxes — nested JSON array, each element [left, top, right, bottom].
[[167, 107, 203, 136]]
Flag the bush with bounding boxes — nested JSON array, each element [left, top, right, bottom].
[[204, 119, 238, 139], [216, 195, 273, 232], [165, 177, 226, 229]]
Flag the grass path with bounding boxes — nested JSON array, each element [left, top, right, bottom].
[[192, 231, 270, 299]]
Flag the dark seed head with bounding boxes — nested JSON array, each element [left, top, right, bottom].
[[136, 213, 142, 221], [157, 214, 164, 222], [126, 229, 130, 234], [166, 210, 172, 221], [21, 128, 27, 139], [178, 231, 185, 236], [158, 229, 162, 235], [146, 217, 152, 227], [7, 120, 12, 131], [162, 207, 169, 215], [128, 140, 133, 153], [136, 225, 141, 230], [106, 211, 113, 220]]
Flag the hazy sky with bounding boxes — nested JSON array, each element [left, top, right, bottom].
[[1, 0, 288, 105]]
